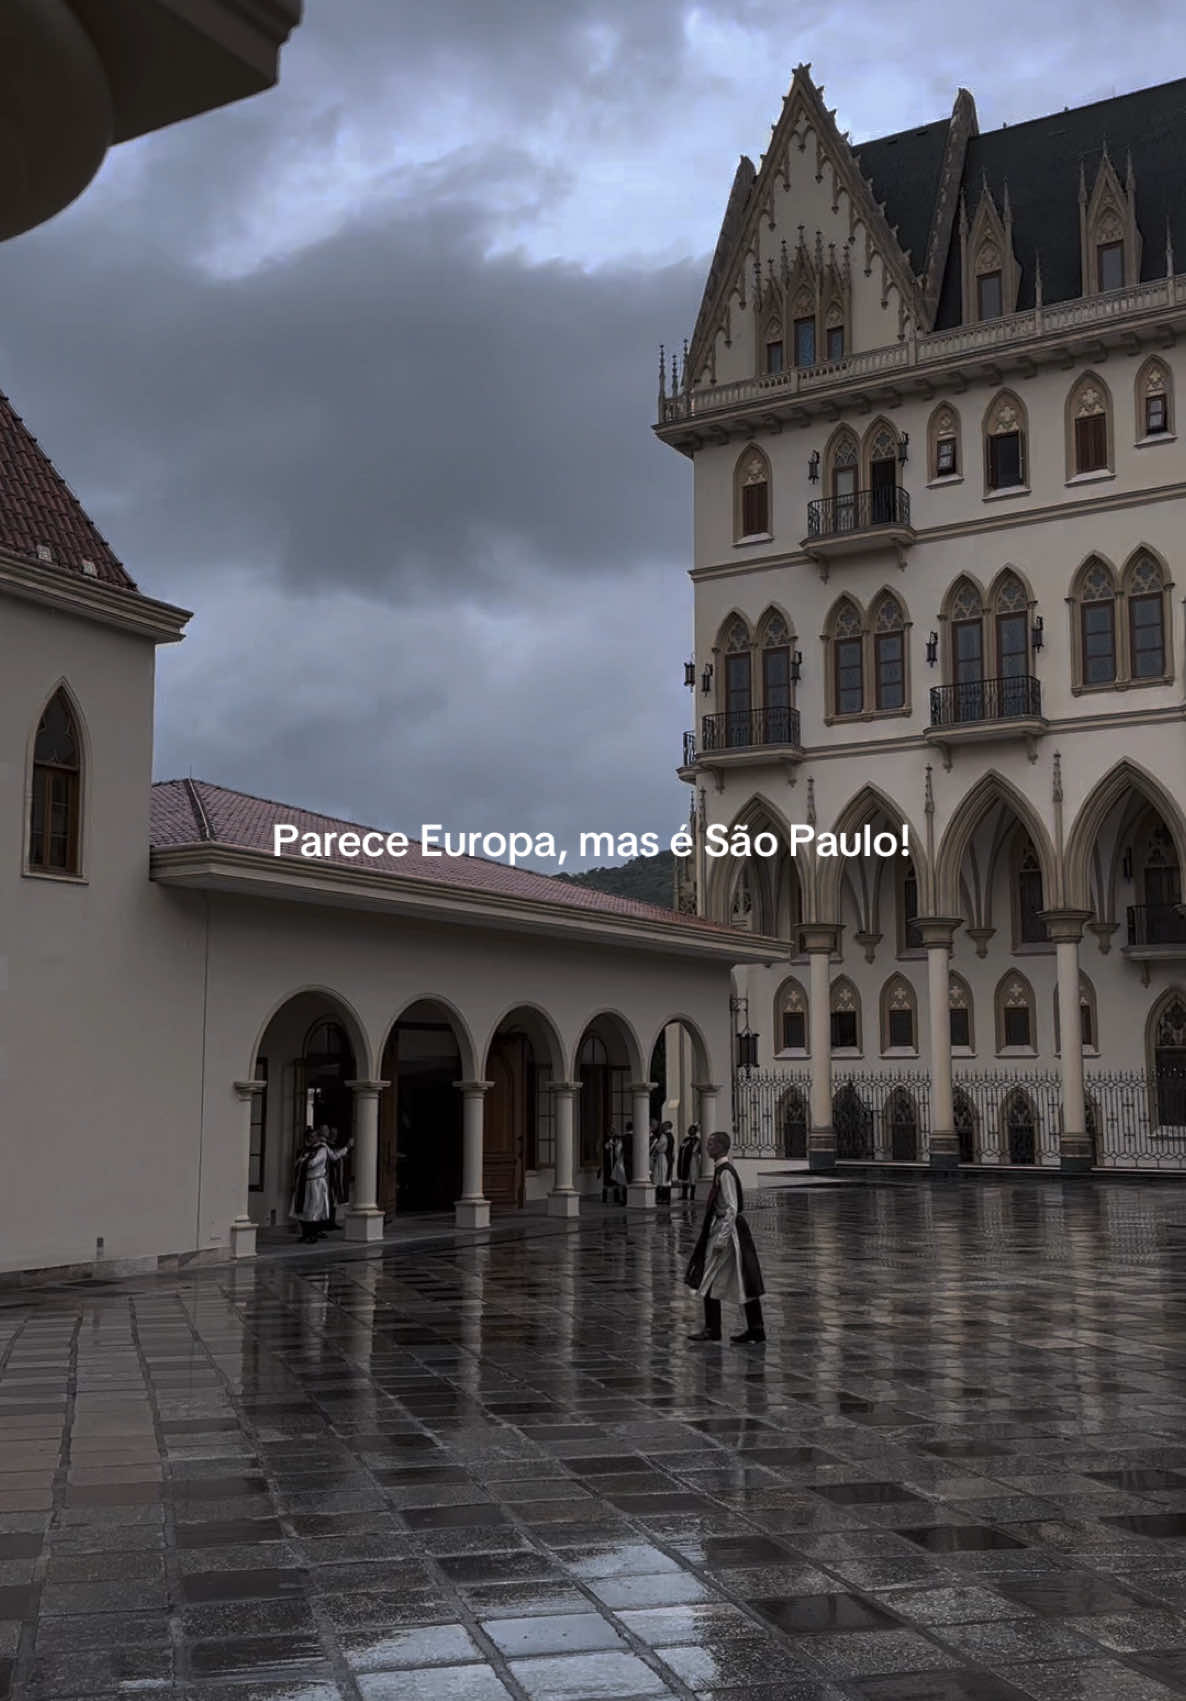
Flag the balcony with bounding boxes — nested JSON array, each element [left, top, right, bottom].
[[801, 487, 914, 567], [924, 676, 1046, 764], [681, 707, 803, 788], [1126, 904, 1186, 958]]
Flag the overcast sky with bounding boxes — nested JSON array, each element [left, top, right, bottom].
[[1, 0, 1182, 866]]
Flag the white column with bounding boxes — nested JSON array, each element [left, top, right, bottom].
[[918, 919, 962, 1171], [628, 1081, 656, 1208], [230, 1080, 265, 1259], [800, 923, 840, 1170], [345, 1079, 388, 1241], [694, 1083, 720, 1182], [1042, 909, 1094, 1173], [454, 1080, 493, 1228], [548, 1082, 581, 1218]]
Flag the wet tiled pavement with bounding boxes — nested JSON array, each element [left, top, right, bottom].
[[8, 1181, 1186, 1699]]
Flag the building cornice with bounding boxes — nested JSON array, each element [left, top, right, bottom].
[[149, 844, 787, 965], [0, 553, 190, 644]]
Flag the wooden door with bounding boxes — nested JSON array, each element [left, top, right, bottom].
[[484, 1037, 526, 1208]]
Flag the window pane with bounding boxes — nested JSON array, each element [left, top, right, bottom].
[[1097, 240, 1124, 291], [888, 1008, 914, 1048], [763, 647, 790, 709], [741, 481, 768, 535], [765, 340, 783, 374], [950, 1007, 970, 1048], [835, 638, 863, 715], [998, 612, 1028, 678], [936, 436, 957, 476], [725, 652, 751, 715], [988, 430, 1023, 488], [1082, 601, 1116, 684], [831, 1010, 857, 1048], [1130, 593, 1166, 677], [1004, 1005, 1031, 1047], [1074, 412, 1108, 473], [875, 632, 904, 710], [977, 271, 1003, 319], [794, 317, 816, 367], [782, 1010, 806, 1049], [826, 325, 844, 361], [1146, 393, 1168, 435]]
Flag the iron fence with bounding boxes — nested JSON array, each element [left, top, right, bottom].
[[929, 675, 1042, 728], [731, 1065, 1186, 1173], [700, 706, 802, 752], [806, 485, 911, 537]]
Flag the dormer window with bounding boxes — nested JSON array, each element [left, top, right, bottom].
[[765, 339, 784, 375], [794, 317, 816, 368], [1097, 239, 1124, 292], [976, 270, 1002, 320]]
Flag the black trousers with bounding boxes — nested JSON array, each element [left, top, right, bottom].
[[702, 1297, 765, 1338]]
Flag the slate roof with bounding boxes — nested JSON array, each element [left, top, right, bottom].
[[0, 391, 132, 588], [151, 779, 739, 934], [853, 116, 952, 277]]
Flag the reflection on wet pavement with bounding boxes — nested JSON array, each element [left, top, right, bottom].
[[5, 1181, 1186, 1698]]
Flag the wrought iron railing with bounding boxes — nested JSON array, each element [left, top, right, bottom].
[[700, 705, 801, 752], [806, 485, 910, 538], [1127, 904, 1186, 947], [730, 1065, 1186, 1172], [929, 675, 1041, 727], [682, 730, 697, 765]]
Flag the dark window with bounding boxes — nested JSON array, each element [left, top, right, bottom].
[[29, 690, 82, 874], [724, 651, 751, 746], [1018, 857, 1045, 944], [1097, 240, 1124, 292], [249, 1059, 268, 1191], [888, 1006, 914, 1048], [997, 611, 1028, 683], [874, 630, 904, 711], [741, 478, 769, 536], [977, 270, 1003, 320], [834, 637, 863, 715], [902, 864, 922, 950], [987, 429, 1024, 489], [950, 1006, 971, 1048], [782, 1009, 806, 1050], [954, 618, 984, 684], [1081, 999, 1094, 1048], [794, 316, 816, 368], [935, 435, 957, 476], [826, 325, 844, 361], [1074, 412, 1108, 473], [1081, 600, 1116, 685], [1130, 593, 1166, 678], [765, 339, 784, 375], [1146, 392, 1169, 436], [1004, 1003, 1032, 1047], [763, 645, 791, 709], [831, 1008, 858, 1048]]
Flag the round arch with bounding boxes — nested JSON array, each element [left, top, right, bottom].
[[247, 983, 373, 1082], [378, 994, 478, 1082], [1064, 760, 1186, 911], [935, 771, 1058, 917], [568, 1009, 645, 1082], [480, 1001, 566, 1078], [645, 1012, 713, 1088]]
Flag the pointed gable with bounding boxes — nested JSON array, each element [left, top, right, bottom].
[[0, 391, 133, 589]]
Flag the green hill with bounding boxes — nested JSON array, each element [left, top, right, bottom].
[[555, 849, 676, 908]]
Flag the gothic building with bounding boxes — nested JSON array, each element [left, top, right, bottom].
[[659, 69, 1186, 1173]]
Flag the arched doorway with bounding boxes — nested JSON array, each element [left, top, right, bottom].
[[573, 1015, 639, 1184], [1151, 995, 1186, 1127], [378, 1001, 466, 1214], [1004, 1089, 1037, 1165], [954, 1089, 977, 1164], [483, 1006, 565, 1210], [834, 1083, 873, 1160], [886, 1088, 918, 1161], [779, 1087, 808, 1159]]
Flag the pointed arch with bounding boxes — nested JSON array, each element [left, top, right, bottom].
[[953, 1085, 978, 1163], [885, 1086, 920, 1160], [820, 782, 930, 920], [1148, 987, 1186, 1128], [1135, 354, 1173, 440], [949, 972, 974, 1052], [706, 792, 805, 938], [1070, 551, 1120, 689], [754, 604, 798, 730], [936, 770, 1058, 917], [928, 401, 962, 480], [823, 592, 866, 721], [862, 414, 899, 482], [1122, 543, 1173, 683], [879, 973, 918, 1054], [1066, 370, 1114, 478], [1065, 758, 1186, 912], [963, 179, 1019, 321], [982, 388, 1028, 491], [941, 572, 986, 622], [774, 976, 809, 1054], [1001, 1085, 1039, 1164], [734, 443, 771, 540], [829, 974, 862, 1053], [823, 423, 859, 496], [754, 603, 794, 649], [995, 968, 1037, 1054], [1080, 147, 1140, 294], [869, 587, 909, 714], [26, 680, 88, 877]]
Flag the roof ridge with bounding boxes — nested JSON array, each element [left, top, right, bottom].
[[181, 776, 214, 842]]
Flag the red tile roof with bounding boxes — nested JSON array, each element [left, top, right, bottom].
[[151, 779, 738, 933], [0, 392, 133, 588]]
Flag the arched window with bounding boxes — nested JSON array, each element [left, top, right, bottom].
[[828, 597, 865, 718], [1150, 993, 1186, 1127], [949, 974, 974, 1052], [719, 614, 753, 746], [734, 446, 771, 541], [755, 608, 795, 739], [996, 970, 1036, 1053], [824, 302, 845, 364], [1124, 550, 1169, 682], [886, 1089, 919, 1161], [871, 592, 907, 712], [28, 688, 82, 875], [865, 420, 899, 525], [1002, 1089, 1038, 1164], [983, 391, 1027, 492], [880, 975, 918, 1054], [1054, 973, 1098, 1053], [763, 314, 784, 376], [992, 569, 1032, 713], [830, 977, 861, 1052], [1013, 834, 1046, 946], [1071, 555, 1119, 688], [954, 1088, 977, 1163], [828, 429, 860, 530], [792, 289, 816, 368], [775, 977, 808, 1053], [945, 576, 985, 719], [834, 1082, 872, 1159], [1139, 821, 1181, 942], [1136, 357, 1173, 441], [928, 403, 961, 480], [1067, 373, 1112, 478]]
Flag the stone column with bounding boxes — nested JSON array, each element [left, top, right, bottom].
[[694, 1083, 721, 1182], [799, 923, 840, 1171], [628, 1081, 656, 1208], [454, 1080, 493, 1228], [548, 1082, 581, 1218], [916, 918, 963, 1172], [230, 1080, 265, 1259], [1041, 909, 1095, 1173], [345, 1079, 388, 1241]]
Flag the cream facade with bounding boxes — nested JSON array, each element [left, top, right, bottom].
[[661, 68, 1186, 1173]]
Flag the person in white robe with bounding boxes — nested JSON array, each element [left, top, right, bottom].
[[291, 1128, 354, 1243]]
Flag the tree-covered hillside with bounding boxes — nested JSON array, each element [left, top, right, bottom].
[[554, 849, 676, 908]]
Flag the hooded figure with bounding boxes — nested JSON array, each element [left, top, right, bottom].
[[684, 1130, 766, 1343]]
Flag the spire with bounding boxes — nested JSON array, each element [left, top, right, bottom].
[[658, 344, 666, 404], [682, 339, 690, 396]]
